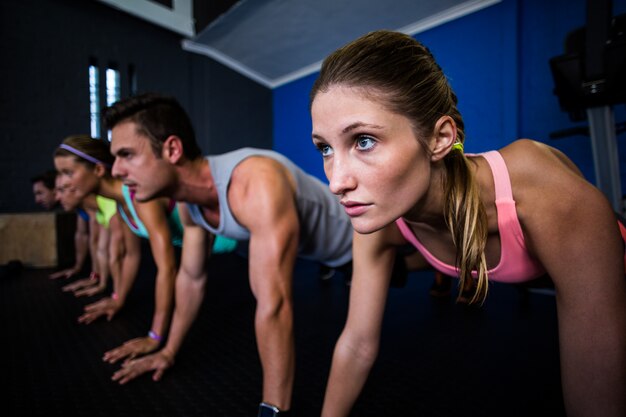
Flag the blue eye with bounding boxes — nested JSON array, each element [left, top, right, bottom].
[[317, 144, 334, 157], [356, 136, 376, 151]]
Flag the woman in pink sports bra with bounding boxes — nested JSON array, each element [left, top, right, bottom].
[[310, 31, 625, 417]]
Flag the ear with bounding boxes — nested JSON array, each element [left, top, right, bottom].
[[162, 135, 184, 164], [430, 116, 457, 162], [93, 163, 107, 178]]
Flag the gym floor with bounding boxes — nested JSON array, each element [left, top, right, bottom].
[[2, 243, 565, 417]]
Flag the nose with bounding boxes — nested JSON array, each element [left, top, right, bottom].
[[111, 158, 124, 179], [327, 156, 356, 196]]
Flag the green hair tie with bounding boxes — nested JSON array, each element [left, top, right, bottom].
[[451, 141, 464, 152]]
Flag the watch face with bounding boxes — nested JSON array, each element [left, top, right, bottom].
[[258, 403, 279, 417]]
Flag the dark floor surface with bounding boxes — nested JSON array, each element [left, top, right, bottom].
[[1, 246, 564, 417]]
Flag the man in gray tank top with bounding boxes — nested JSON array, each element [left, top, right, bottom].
[[103, 93, 352, 416]]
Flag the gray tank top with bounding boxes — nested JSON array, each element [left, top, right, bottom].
[[187, 148, 352, 267]]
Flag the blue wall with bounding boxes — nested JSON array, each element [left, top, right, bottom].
[[273, 0, 626, 190]]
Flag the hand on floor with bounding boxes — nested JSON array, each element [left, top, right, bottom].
[[78, 296, 121, 324], [62, 276, 96, 293], [111, 350, 175, 384], [103, 336, 160, 364], [49, 267, 78, 280]]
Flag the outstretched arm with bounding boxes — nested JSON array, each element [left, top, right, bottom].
[[103, 199, 178, 361], [79, 214, 141, 324], [109, 203, 211, 384], [231, 161, 300, 411], [322, 228, 397, 417], [50, 215, 89, 279], [74, 220, 111, 296], [66, 218, 110, 296], [507, 141, 626, 417]]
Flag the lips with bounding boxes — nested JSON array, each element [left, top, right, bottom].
[[341, 200, 371, 217]]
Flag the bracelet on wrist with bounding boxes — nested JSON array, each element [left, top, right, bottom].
[[148, 330, 163, 342]]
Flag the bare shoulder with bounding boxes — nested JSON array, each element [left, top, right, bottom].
[[230, 156, 296, 197], [499, 139, 572, 173], [498, 139, 588, 195], [496, 139, 611, 240], [228, 156, 298, 229]]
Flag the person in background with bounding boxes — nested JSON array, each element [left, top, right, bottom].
[[101, 93, 355, 417], [30, 169, 59, 210], [30, 169, 90, 280], [54, 134, 238, 370], [54, 174, 111, 297]]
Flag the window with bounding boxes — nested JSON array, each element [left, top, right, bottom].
[[89, 64, 100, 139], [89, 60, 133, 139], [105, 67, 121, 141], [106, 67, 121, 106]]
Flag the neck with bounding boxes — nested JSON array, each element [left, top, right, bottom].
[[402, 161, 450, 231], [171, 157, 218, 208], [97, 176, 123, 202], [81, 193, 99, 211]]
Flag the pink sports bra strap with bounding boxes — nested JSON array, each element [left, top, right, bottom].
[[478, 151, 513, 201]]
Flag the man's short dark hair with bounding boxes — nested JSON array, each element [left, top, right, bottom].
[[30, 169, 57, 190], [103, 93, 201, 159]]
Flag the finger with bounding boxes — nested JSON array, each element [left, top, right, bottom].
[[85, 300, 107, 312], [49, 270, 65, 279], [111, 368, 129, 382], [74, 289, 90, 297], [78, 313, 97, 324], [103, 348, 121, 362], [117, 366, 142, 385], [153, 368, 164, 381], [105, 353, 122, 364], [83, 303, 99, 312]]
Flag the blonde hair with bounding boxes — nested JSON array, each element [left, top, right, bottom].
[[311, 30, 488, 303]]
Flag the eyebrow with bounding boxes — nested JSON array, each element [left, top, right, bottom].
[[342, 122, 385, 134], [112, 147, 130, 156], [312, 121, 385, 141]]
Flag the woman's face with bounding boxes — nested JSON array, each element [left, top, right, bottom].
[[55, 175, 83, 211], [311, 85, 435, 234], [54, 155, 100, 201]]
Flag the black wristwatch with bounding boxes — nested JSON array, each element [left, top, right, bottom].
[[258, 402, 291, 416]]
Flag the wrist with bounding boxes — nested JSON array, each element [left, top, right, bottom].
[[110, 292, 124, 304], [258, 402, 291, 417], [159, 347, 176, 363], [148, 330, 163, 343]]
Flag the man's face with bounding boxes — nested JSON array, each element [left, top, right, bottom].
[[32, 181, 57, 210], [110, 120, 177, 202]]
